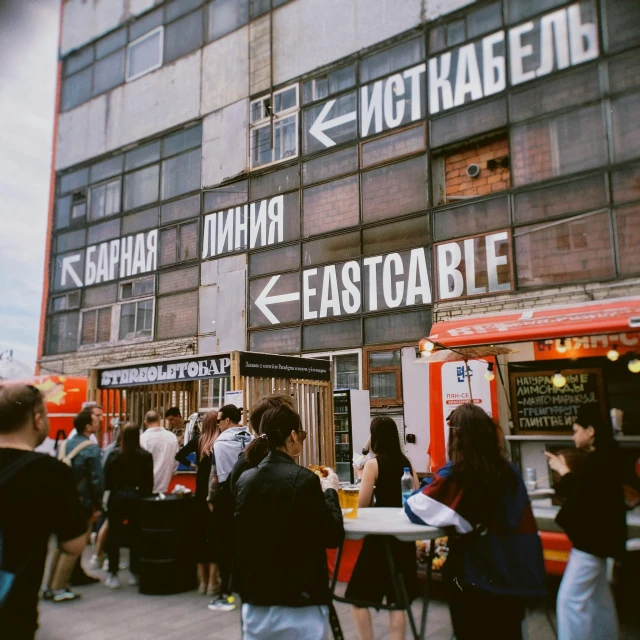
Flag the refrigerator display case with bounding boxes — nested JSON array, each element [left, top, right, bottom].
[[334, 389, 371, 483]]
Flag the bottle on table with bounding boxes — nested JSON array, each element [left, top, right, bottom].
[[401, 467, 413, 505]]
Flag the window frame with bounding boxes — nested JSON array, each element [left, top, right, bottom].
[[117, 297, 155, 343], [363, 344, 404, 406], [305, 349, 363, 390], [119, 275, 156, 301], [88, 177, 122, 221], [126, 26, 165, 83], [79, 305, 114, 347]]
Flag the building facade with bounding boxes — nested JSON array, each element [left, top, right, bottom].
[[39, 0, 640, 470]]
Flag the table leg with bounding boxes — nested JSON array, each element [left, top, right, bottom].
[[382, 537, 419, 640], [329, 545, 345, 640], [419, 539, 435, 640]]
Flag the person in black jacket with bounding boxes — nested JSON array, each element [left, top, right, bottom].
[[545, 406, 627, 640], [234, 404, 344, 640], [103, 423, 154, 589]]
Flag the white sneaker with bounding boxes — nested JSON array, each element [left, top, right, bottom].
[[102, 559, 109, 571], [128, 574, 139, 587], [89, 554, 105, 569], [105, 574, 121, 589], [90, 532, 97, 546], [207, 595, 236, 612]]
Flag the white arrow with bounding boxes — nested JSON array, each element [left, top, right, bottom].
[[255, 275, 300, 325], [309, 99, 357, 148], [61, 254, 83, 288]]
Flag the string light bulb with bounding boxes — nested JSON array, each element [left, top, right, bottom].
[[607, 345, 620, 362], [556, 338, 567, 354], [484, 362, 495, 381], [628, 358, 640, 374], [552, 371, 567, 388], [419, 338, 435, 357]]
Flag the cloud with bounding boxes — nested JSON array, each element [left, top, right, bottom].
[[0, 0, 59, 369]]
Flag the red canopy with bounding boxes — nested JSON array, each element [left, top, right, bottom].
[[428, 296, 640, 348]]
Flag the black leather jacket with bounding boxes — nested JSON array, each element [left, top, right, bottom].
[[234, 450, 344, 606]]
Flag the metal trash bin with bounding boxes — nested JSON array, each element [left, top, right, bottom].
[[139, 494, 197, 595]]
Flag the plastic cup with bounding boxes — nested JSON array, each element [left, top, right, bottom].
[[340, 485, 359, 519]]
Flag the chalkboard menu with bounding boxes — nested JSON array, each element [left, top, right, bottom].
[[510, 368, 605, 435]]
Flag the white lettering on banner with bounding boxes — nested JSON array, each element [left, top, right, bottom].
[[308, 99, 358, 148], [202, 195, 284, 259], [360, 63, 426, 137], [65, 229, 157, 289], [429, 2, 598, 113]]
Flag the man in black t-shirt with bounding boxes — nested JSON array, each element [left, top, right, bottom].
[[0, 384, 87, 639]]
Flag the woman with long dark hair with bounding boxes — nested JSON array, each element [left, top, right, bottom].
[[234, 404, 344, 639], [103, 423, 154, 589], [176, 410, 220, 596], [545, 406, 626, 639], [405, 404, 545, 640], [346, 416, 419, 640]]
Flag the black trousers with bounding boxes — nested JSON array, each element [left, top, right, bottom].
[[108, 491, 142, 576], [212, 492, 234, 595], [448, 582, 525, 640]]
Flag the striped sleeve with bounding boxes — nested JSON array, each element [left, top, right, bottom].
[[405, 473, 473, 534]]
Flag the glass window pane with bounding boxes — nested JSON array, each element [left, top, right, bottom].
[[369, 350, 401, 367], [125, 164, 160, 210], [92, 49, 125, 96], [363, 216, 429, 255], [57, 229, 86, 253], [136, 299, 154, 337], [165, 0, 203, 22], [360, 37, 424, 83], [84, 284, 117, 307], [122, 207, 159, 235], [162, 149, 201, 200], [81, 311, 97, 345], [162, 125, 202, 158], [249, 272, 300, 328], [369, 372, 396, 399], [511, 105, 606, 186], [161, 194, 200, 224], [96, 27, 127, 59], [127, 29, 163, 79], [204, 180, 248, 212], [303, 231, 360, 267], [514, 211, 614, 287], [88, 218, 121, 245], [89, 179, 121, 219], [302, 147, 358, 186], [64, 45, 94, 76], [612, 163, 640, 205], [249, 244, 300, 277], [434, 197, 510, 241], [250, 0, 270, 18], [251, 124, 273, 167], [303, 175, 359, 237], [250, 165, 300, 201], [56, 196, 72, 230], [364, 309, 431, 346], [207, 0, 249, 41], [97, 307, 112, 343], [71, 195, 87, 220], [508, 66, 600, 122], [603, 0, 640, 53], [90, 156, 123, 184], [431, 98, 507, 148], [609, 51, 640, 94], [178, 222, 199, 261], [118, 303, 136, 339], [361, 125, 426, 168], [616, 204, 640, 276], [335, 354, 359, 389], [159, 227, 177, 265], [158, 266, 199, 294], [446, 20, 466, 47], [302, 93, 358, 156], [302, 320, 361, 350], [125, 141, 161, 171], [329, 64, 356, 94], [362, 156, 427, 223], [611, 92, 640, 163], [48, 312, 79, 354], [129, 9, 163, 41], [274, 87, 297, 113], [249, 327, 301, 354], [466, 2, 502, 39], [60, 168, 89, 195], [274, 115, 297, 162], [133, 278, 154, 297], [514, 175, 608, 224], [61, 67, 93, 111], [507, 0, 566, 23]]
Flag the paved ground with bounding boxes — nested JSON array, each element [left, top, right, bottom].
[[37, 548, 639, 639]]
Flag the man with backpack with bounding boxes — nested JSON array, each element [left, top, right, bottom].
[[0, 384, 87, 639], [42, 410, 104, 598]]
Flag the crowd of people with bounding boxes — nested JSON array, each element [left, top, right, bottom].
[[0, 382, 628, 640]]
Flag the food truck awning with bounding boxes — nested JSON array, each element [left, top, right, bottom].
[[428, 296, 640, 348]]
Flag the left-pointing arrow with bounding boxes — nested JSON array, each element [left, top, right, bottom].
[[308, 99, 357, 148], [254, 275, 300, 325], [61, 254, 83, 288]]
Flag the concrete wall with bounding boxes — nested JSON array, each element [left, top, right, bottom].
[[60, 0, 160, 56]]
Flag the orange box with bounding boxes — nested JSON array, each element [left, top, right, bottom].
[[540, 531, 572, 576]]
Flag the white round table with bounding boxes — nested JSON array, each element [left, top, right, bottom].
[[330, 508, 447, 640]]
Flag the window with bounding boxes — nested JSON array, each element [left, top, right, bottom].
[[158, 266, 199, 294], [81, 307, 112, 345], [249, 326, 301, 354], [61, 67, 93, 111], [302, 92, 358, 155], [159, 222, 199, 265], [249, 164, 300, 200], [250, 85, 299, 169], [602, 0, 640, 53], [88, 218, 121, 245], [302, 64, 356, 104], [156, 290, 198, 339], [611, 93, 640, 163], [429, 2, 502, 52], [360, 37, 424, 83], [303, 231, 360, 267], [303, 175, 359, 237], [56, 229, 85, 253], [364, 309, 431, 345], [56, 196, 72, 230], [126, 27, 164, 82], [164, 9, 204, 63], [124, 165, 160, 211], [119, 300, 154, 340], [362, 216, 429, 255], [71, 191, 87, 220], [206, 0, 249, 42], [60, 168, 89, 195], [249, 243, 300, 277], [125, 141, 161, 172], [615, 204, 640, 276], [47, 312, 79, 354], [335, 353, 360, 389], [120, 277, 154, 300], [92, 49, 126, 96], [302, 320, 361, 351], [302, 147, 358, 186], [434, 197, 510, 241], [365, 347, 402, 405], [51, 291, 80, 312], [89, 179, 121, 220], [122, 207, 159, 235], [161, 149, 201, 200], [360, 125, 426, 168]]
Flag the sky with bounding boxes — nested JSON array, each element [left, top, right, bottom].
[[0, 0, 60, 378]]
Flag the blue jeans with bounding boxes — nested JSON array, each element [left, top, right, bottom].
[[242, 604, 329, 640], [557, 548, 618, 640]]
